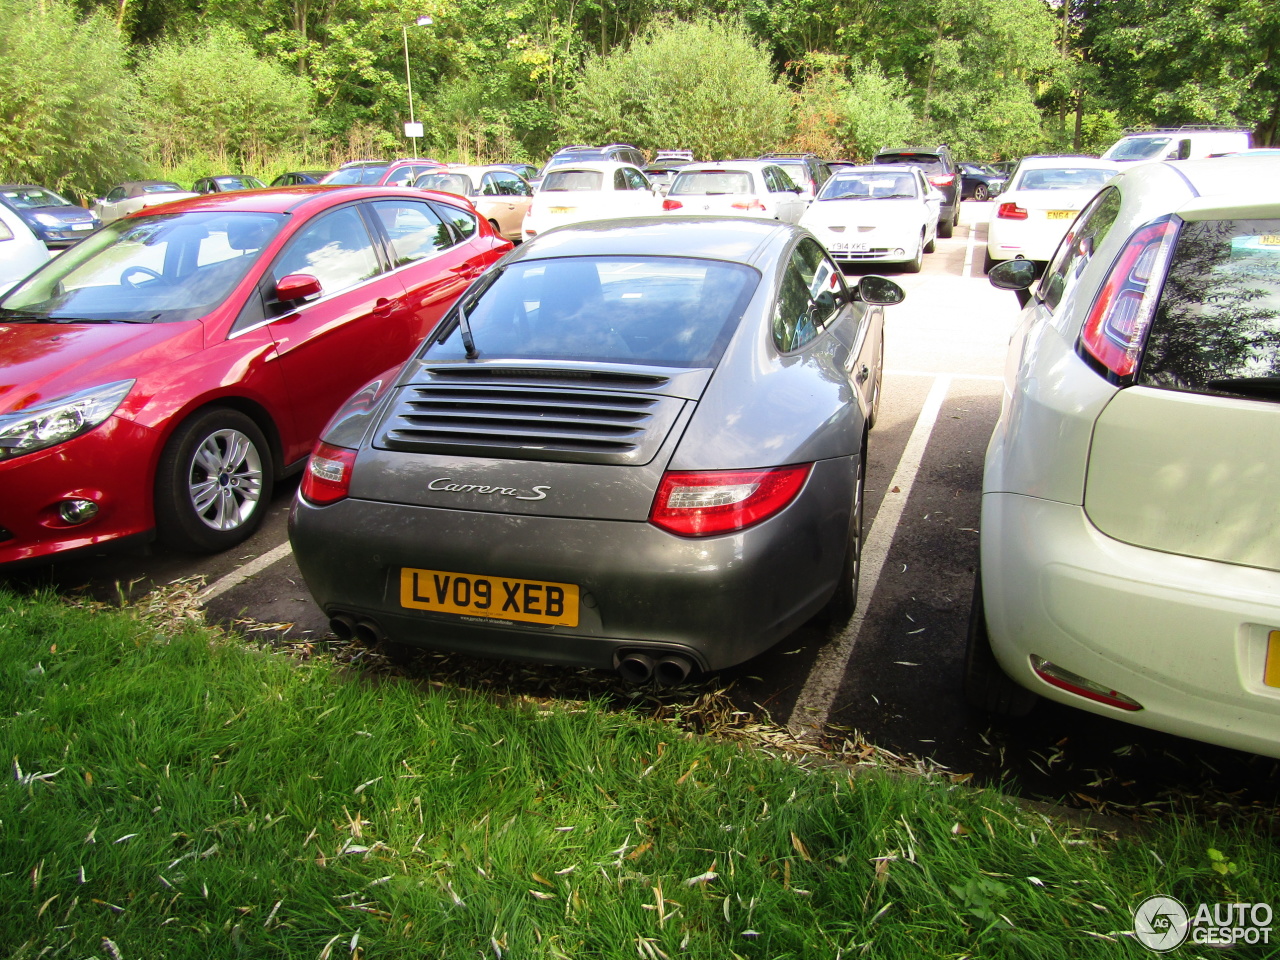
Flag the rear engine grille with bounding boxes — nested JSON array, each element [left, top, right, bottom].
[[378, 381, 685, 464]]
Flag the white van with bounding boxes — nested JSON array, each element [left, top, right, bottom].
[[1101, 126, 1252, 163]]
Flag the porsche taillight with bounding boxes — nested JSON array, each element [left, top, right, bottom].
[[648, 465, 812, 537], [1079, 217, 1178, 379], [301, 442, 357, 505]]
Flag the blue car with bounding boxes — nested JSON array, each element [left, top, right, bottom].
[[0, 184, 99, 248]]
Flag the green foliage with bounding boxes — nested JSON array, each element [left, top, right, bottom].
[[136, 25, 314, 169], [841, 62, 922, 160], [1082, 0, 1279, 142], [0, 0, 138, 198], [560, 17, 791, 159]]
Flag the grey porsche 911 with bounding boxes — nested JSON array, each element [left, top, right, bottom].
[[288, 217, 904, 684]]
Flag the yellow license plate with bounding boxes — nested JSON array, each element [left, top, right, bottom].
[[547, 206, 576, 214], [1046, 210, 1075, 220], [1259, 235, 1280, 246], [1265, 631, 1280, 688], [400, 567, 579, 627]]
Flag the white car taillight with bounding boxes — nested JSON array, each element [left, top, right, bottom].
[[1079, 217, 1178, 378]]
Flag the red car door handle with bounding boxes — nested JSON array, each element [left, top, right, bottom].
[[373, 298, 394, 316]]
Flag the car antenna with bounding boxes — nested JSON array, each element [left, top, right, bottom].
[[457, 296, 479, 359]]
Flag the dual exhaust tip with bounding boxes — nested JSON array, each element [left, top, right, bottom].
[[330, 613, 695, 687], [618, 651, 695, 687], [329, 613, 382, 647]]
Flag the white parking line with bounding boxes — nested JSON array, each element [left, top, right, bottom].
[[886, 368, 1002, 382], [964, 219, 977, 276], [198, 540, 294, 602], [787, 374, 953, 735]]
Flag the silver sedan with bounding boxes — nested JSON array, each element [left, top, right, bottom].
[[288, 217, 904, 683]]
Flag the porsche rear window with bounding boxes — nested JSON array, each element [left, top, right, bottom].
[[1138, 218, 1280, 401], [429, 256, 759, 368]]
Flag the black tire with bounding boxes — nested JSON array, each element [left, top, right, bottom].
[[973, 183, 990, 202], [818, 442, 865, 627], [155, 407, 274, 553], [963, 568, 1038, 717], [487, 218, 502, 236], [924, 231, 936, 254], [903, 235, 923, 273], [867, 329, 884, 429], [983, 247, 998, 275], [938, 212, 954, 239]]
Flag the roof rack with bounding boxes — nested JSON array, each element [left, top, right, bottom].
[[1120, 125, 1251, 134]]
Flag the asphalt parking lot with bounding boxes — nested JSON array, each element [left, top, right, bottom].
[[10, 204, 1279, 823]]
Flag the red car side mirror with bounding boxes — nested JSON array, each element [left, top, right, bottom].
[[275, 274, 322, 302]]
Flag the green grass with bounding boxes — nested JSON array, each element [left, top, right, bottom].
[[1, 588, 1275, 959]]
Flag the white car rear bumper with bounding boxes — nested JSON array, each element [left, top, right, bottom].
[[981, 491, 1280, 759]]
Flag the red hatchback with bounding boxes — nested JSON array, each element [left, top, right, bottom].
[[0, 186, 511, 566]]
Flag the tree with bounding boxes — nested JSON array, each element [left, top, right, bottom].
[[136, 26, 314, 168], [1080, 0, 1280, 145], [0, 0, 138, 197], [560, 17, 791, 159]]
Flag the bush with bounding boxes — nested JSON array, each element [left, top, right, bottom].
[[0, 0, 138, 199], [137, 25, 314, 170], [560, 17, 791, 160]]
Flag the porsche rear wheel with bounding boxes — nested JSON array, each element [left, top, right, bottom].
[[818, 442, 865, 629]]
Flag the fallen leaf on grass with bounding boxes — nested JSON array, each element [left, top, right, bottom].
[[790, 832, 812, 862], [528, 890, 556, 900]]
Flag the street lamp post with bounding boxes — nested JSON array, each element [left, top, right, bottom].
[[403, 15, 433, 157]]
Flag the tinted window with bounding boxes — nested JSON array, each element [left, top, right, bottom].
[[1137, 218, 1280, 401], [670, 171, 752, 196], [326, 165, 387, 185], [417, 173, 474, 196], [623, 168, 649, 191], [429, 256, 759, 368], [2, 188, 72, 208], [876, 153, 945, 176], [543, 170, 603, 192], [271, 206, 380, 296], [2, 212, 285, 322], [1039, 186, 1122, 311], [773, 238, 845, 351], [1014, 167, 1114, 191], [1109, 137, 1171, 161], [370, 200, 451, 266], [818, 172, 918, 200], [432, 202, 476, 241]]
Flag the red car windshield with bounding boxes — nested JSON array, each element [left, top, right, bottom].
[[1, 211, 285, 323]]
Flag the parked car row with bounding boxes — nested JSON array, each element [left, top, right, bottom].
[[3, 143, 1278, 761]]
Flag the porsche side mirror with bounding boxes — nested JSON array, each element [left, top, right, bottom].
[[275, 273, 322, 302]]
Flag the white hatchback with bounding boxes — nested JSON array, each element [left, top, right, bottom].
[[522, 161, 661, 240], [660, 162, 807, 224], [0, 201, 50, 296], [969, 153, 1280, 760], [800, 165, 943, 272], [984, 156, 1120, 272]]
